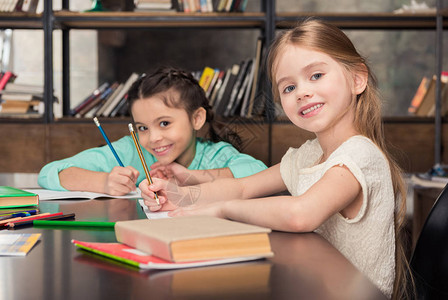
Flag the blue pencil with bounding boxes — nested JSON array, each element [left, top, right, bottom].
[[93, 117, 124, 167]]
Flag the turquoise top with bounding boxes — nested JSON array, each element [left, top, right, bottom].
[[38, 136, 267, 191]]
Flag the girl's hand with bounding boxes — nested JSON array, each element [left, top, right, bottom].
[[139, 177, 198, 212], [150, 162, 198, 186], [169, 201, 226, 219], [104, 166, 139, 196]]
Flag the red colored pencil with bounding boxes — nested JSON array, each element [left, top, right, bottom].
[[6, 212, 63, 227], [8, 213, 76, 229]]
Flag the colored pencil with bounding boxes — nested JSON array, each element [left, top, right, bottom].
[[8, 213, 76, 229], [128, 123, 160, 205], [4, 212, 63, 227], [93, 117, 124, 167], [0, 212, 52, 226], [33, 220, 116, 228]]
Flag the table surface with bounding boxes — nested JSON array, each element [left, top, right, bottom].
[[0, 198, 386, 300]]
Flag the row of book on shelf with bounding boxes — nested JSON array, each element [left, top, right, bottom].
[[408, 71, 448, 117], [0, 0, 39, 12], [71, 37, 264, 119], [0, 70, 53, 118], [135, 0, 248, 13]]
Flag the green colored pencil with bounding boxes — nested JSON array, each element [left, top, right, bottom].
[[33, 220, 116, 228]]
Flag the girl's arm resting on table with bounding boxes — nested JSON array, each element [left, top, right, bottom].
[[59, 166, 139, 196], [172, 164, 363, 232], [142, 164, 286, 209]]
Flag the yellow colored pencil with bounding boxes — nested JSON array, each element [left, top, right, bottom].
[[128, 123, 160, 205]]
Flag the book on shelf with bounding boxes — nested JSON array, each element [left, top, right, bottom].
[[84, 82, 120, 118], [0, 91, 43, 102], [0, 233, 41, 256], [245, 37, 263, 118], [414, 73, 448, 117], [198, 66, 215, 93], [174, 0, 247, 12], [134, 0, 175, 12], [3, 82, 44, 95], [72, 239, 269, 270], [20, 0, 39, 13], [96, 83, 124, 117], [109, 95, 128, 117], [0, 0, 26, 12], [0, 186, 39, 209], [101, 73, 139, 117], [223, 59, 250, 117], [214, 63, 240, 116], [78, 82, 123, 118], [224, 58, 253, 117], [205, 68, 220, 98], [0, 98, 42, 114], [239, 57, 256, 117], [70, 82, 110, 117], [213, 67, 231, 113], [230, 58, 253, 116], [408, 76, 429, 114], [208, 69, 225, 106], [114, 215, 273, 263]]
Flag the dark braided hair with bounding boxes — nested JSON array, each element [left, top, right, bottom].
[[127, 67, 242, 150]]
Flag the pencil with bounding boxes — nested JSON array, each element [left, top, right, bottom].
[[93, 117, 124, 167], [33, 220, 116, 228], [8, 213, 76, 229], [0, 212, 53, 226], [5, 212, 63, 226], [128, 123, 160, 205]]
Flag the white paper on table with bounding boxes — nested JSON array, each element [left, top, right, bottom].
[[138, 199, 170, 219], [24, 188, 142, 201]]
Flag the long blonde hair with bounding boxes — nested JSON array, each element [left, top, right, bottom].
[[267, 18, 410, 299]]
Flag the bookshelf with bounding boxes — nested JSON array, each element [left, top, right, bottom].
[[0, 0, 447, 173]]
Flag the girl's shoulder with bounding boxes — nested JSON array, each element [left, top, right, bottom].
[[337, 135, 381, 156], [332, 135, 388, 167]]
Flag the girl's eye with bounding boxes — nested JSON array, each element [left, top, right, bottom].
[[160, 121, 170, 128], [311, 73, 323, 81], [283, 85, 295, 94], [136, 125, 147, 132]]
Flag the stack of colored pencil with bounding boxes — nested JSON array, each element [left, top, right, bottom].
[[0, 211, 75, 229]]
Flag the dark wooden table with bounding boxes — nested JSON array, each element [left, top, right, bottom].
[[0, 198, 386, 300]]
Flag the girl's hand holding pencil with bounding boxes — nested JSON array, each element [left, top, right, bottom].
[[104, 165, 140, 196], [139, 177, 188, 212]]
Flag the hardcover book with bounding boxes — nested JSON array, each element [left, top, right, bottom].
[[115, 215, 273, 262], [0, 186, 39, 208]]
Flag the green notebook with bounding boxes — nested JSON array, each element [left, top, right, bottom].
[[0, 186, 39, 208]]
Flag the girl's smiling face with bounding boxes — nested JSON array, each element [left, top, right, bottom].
[[274, 44, 365, 138], [131, 90, 205, 167]]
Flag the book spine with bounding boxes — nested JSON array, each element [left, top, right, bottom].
[[115, 222, 173, 261], [70, 82, 109, 116]]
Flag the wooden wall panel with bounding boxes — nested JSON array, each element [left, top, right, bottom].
[[271, 123, 314, 166], [383, 122, 435, 173], [47, 122, 129, 162], [271, 122, 448, 173], [0, 124, 46, 172], [0, 121, 445, 173]]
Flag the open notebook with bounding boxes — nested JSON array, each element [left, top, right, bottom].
[[24, 188, 142, 201]]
